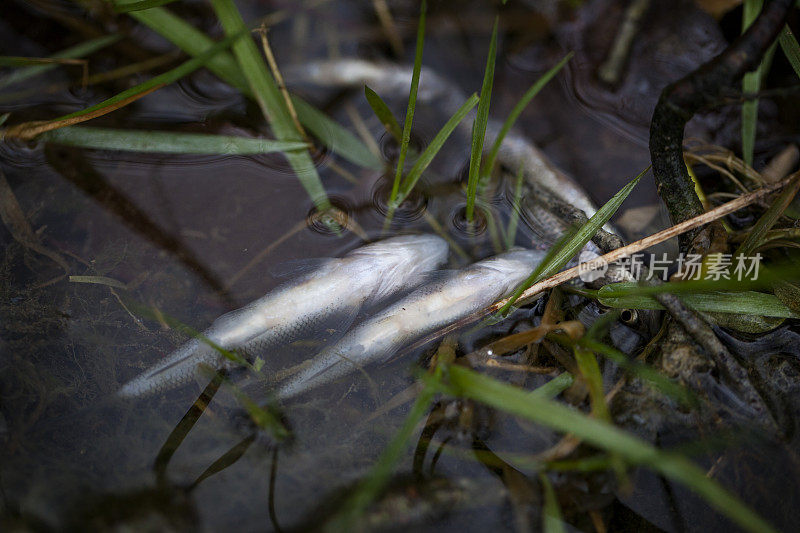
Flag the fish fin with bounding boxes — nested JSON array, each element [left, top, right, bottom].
[[277, 345, 367, 400], [269, 257, 335, 278]]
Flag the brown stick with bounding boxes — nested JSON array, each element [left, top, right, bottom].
[[257, 24, 308, 142]]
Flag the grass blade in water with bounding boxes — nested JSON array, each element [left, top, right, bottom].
[[292, 96, 383, 169], [61, 32, 243, 122], [388, 0, 427, 215], [364, 85, 403, 143], [465, 16, 498, 222], [741, 0, 776, 167], [122, 4, 377, 170], [531, 373, 574, 399], [41, 126, 307, 154], [540, 473, 567, 533], [210, 0, 330, 211], [482, 52, 573, 178], [597, 285, 799, 318], [505, 164, 525, 248], [579, 338, 693, 405], [3, 32, 247, 142], [396, 93, 479, 203]]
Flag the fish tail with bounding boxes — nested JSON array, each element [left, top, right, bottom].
[[275, 347, 364, 401], [117, 339, 220, 398]]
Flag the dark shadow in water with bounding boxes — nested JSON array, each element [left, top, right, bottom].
[[43, 145, 236, 308], [62, 376, 261, 531], [268, 447, 283, 533]]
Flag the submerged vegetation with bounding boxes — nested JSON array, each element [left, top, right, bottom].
[[2, 1, 800, 532]]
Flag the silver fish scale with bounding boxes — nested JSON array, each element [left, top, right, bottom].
[[234, 307, 341, 360]]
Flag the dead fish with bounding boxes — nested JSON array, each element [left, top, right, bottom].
[[276, 248, 547, 400], [118, 234, 449, 398]]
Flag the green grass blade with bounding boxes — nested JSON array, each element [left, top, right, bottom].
[[597, 283, 800, 318], [465, 16, 498, 223], [0, 34, 120, 90], [122, 5, 377, 170], [54, 31, 244, 123], [597, 284, 799, 318], [123, 6, 250, 91], [779, 25, 800, 78], [40, 126, 307, 154], [533, 168, 642, 276], [292, 95, 382, 169], [210, 0, 330, 211], [575, 344, 630, 481], [388, 0, 427, 212], [741, 0, 775, 167], [531, 372, 574, 399], [498, 167, 644, 315], [741, 0, 761, 167], [736, 175, 800, 257], [583, 264, 800, 297], [445, 365, 778, 533], [540, 473, 567, 533], [396, 93, 479, 203], [574, 346, 610, 421], [113, 0, 178, 12], [482, 52, 573, 179], [505, 164, 526, 248], [210, 0, 300, 140], [364, 85, 403, 142]]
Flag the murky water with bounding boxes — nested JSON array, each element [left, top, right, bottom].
[[2, 1, 800, 531]]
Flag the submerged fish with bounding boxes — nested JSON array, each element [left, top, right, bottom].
[[276, 248, 547, 400], [118, 234, 449, 398]]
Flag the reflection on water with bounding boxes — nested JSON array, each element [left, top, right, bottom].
[[2, 0, 800, 531]]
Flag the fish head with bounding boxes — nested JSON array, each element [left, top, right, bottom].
[[347, 234, 449, 302], [476, 248, 547, 293]]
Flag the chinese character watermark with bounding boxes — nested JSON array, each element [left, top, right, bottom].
[[577, 252, 762, 282]]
